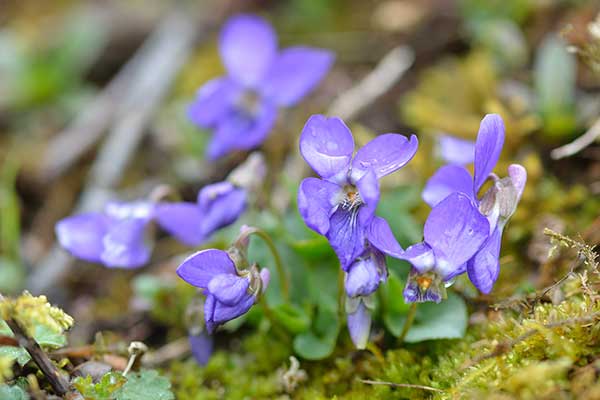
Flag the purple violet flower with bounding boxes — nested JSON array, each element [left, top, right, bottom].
[[56, 181, 247, 268], [421, 114, 527, 295], [298, 114, 418, 270], [188, 14, 334, 160], [177, 248, 269, 333], [400, 192, 490, 303]]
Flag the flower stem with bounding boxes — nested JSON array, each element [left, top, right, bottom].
[[399, 303, 418, 343], [236, 227, 289, 302]]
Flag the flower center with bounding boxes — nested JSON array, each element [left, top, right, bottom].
[[236, 90, 262, 117], [341, 185, 363, 211]]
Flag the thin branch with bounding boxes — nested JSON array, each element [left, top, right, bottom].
[[141, 337, 190, 367], [358, 378, 444, 393], [551, 117, 600, 159], [29, 10, 199, 295], [328, 46, 414, 120], [5, 319, 76, 397]]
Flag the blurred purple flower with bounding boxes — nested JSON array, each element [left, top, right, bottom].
[[400, 193, 489, 303], [177, 248, 269, 333], [421, 114, 527, 294], [188, 14, 335, 160], [298, 114, 418, 269], [56, 201, 155, 269], [155, 181, 246, 246], [56, 182, 247, 268]]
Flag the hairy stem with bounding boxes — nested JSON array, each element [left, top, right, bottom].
[[236, 227, 290, 301]]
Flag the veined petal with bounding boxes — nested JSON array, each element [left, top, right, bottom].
[[208, 273, 250, 306], [155, 203, 204, 246], [219, 14, 277, 88], [299, 115, 354, 179], [351, 134, 418, 181], [177, 249, 236, 289], [204, 294, 217, 334], [326, 207, 366, 270], [55, 213, 110, 263], [403, 267, 444, 303], [197, 182, 247, 238], [297, 177, 341, 235], [346, 299, 371, 349], [424, 193, 489, 279], [367, 216, 403, 258], [187, 77, 241, 128], [422, 165, 474, 207], [101, 218, 151, 268], [437, 135, 475, 165], [474, 114, 505, 192], [400, 242, 435, 273], [260, 46, 334, 106], [467, 226, 503, 294]]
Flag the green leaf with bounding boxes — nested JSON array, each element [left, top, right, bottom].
[[377, 187, 423, 247], [402, 293, 468, 342], [534, 35, 577, 139], [293, 305, 340, 360], [73, 372, 126, 400], [0, 384, 29, 400], [381, 274, 412, 336], [272, 303, 311, 334], [116, 370, 174, 400]]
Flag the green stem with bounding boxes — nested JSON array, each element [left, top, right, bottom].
[[337, 268, 345, 319], [236, 227, 289, 302], [399, 303, 418, 343]]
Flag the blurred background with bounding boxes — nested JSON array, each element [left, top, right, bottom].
[[0, 0, 599, 397]]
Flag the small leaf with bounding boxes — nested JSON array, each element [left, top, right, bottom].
[[0, 384, 29, 400], [115, 370, 174, 400], [293, 305, 339, 360], [403, 293, 468, 342], [272, 303, 311, 334], [534, 35, 577, 138], [381, 274, 412, 336]]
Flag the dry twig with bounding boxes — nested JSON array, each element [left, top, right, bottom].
[[551, 117, 600, 159], [358, 378, 444, 393]]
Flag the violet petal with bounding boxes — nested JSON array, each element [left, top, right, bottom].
[[473, 114, 505, 192], [177, 249, 236, 289], [260, 46, 334, 106], [297, 177, 341, 236], [55, 213, 110, 263], [422, 164, 474, 207], [351, 134, 418, 181], [299, 115, 354, 180], [424, 192, 489, 279], [219, 14, 277, 88]]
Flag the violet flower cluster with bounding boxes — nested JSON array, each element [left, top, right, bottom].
[[188, 14, 334, 160], [298, 114, 418, 348], [56, 181, 246, 268], [402, 114, 527, 302]]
